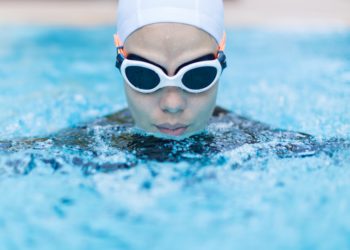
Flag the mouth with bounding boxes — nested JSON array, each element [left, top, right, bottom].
[[155, 123, 189, 136]]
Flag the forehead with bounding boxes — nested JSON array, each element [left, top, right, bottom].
[[124, 23, 218, 64]]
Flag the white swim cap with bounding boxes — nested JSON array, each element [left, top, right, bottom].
[[116, 0, 225, 45]]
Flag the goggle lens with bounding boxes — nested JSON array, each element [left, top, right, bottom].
[[182, 66, 218, 90], [125, 66, 161, 90]]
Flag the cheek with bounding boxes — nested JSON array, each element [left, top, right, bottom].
[[188, 84, 218, 115], [124, 83, 158, 117]]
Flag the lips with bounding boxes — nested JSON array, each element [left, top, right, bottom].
[[156, 123, 189, 136]]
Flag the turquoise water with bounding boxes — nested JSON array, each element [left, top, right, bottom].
[[0, 27, 350, 249]]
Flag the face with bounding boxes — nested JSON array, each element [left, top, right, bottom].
[[123, 23, 219, 139]]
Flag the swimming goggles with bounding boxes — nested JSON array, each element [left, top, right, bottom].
[[114, 34, 227, 94]]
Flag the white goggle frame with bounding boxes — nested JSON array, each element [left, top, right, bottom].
[[119, 58, 223, 94]]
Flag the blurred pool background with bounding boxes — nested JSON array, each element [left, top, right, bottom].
[[0, 0, 350, 249]]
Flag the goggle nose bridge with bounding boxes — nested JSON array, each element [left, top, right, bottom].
[[160, 78, 185, 88]]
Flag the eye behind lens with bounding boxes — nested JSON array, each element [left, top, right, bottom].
[[182, 66, 218, 90], [125, 66, 161, 90]]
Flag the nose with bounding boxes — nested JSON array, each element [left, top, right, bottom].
[[159, 87, 187, 114]]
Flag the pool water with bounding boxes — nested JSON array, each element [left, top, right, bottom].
[[0, 27, 349, 250]]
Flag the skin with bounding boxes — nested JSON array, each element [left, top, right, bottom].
[[123, 23, 220, 139]]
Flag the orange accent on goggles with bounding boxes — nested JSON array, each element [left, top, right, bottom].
[[218, 32, 226, 52], [114, 34, 127, 57]]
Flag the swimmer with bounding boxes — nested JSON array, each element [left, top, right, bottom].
[[115, 0, 227, 139], [0, 0, 349, 168]]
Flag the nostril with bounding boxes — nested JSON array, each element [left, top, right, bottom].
[[163, 106, 184, 114]]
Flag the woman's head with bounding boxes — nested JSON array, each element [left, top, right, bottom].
[[116, 0, 225, 139]]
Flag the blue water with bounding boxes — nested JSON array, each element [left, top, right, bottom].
[[0, 26, 350, 250]]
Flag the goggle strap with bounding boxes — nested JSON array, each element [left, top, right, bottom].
[[217, 32, 227, 70], [114, 34, 127, 57], [218, 51, 227, 70]]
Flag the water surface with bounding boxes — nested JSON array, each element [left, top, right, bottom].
[[0, 26, 349, 250]]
